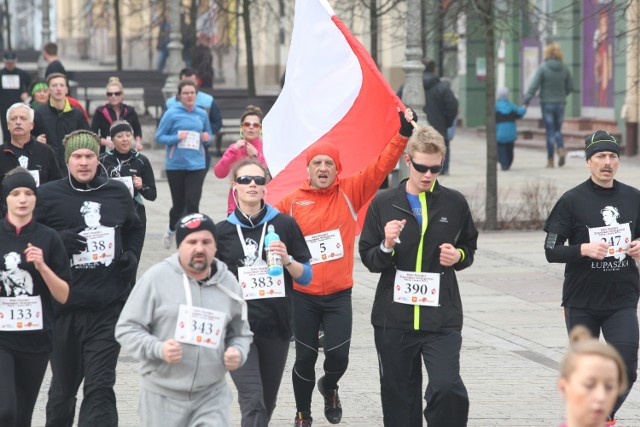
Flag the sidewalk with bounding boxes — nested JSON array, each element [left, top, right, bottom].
[[31, 128, 640, 426]]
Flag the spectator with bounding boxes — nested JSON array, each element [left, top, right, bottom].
[[156, 13, 170, 72], [91, 76, 144, 153], [194, 32, 214, 88], [43, 42, 67, 78], [0, 51, 31, 143], [495, 87, 527, 171], [524, 42, 573, 168]]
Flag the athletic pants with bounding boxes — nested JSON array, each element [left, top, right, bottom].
[[565, 306, 639, 419], [46, 304, 123, 427], [139, 385, 231, 427], [166, 169, 206, 230], [0, 347, 49, 427], [292, 288, 352, 413], [374, 327, 469, 427], [230, 335, 290, 426]]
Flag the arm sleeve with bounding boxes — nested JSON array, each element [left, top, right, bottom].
[[442, 87, 459, 128], [544, 232, 583, 263], [453, 207, 478, 271], [524, 68, 542, 104], [213, 145, 242, 178], [115, 277, 165, 362], [138, 157, 157, 201], [90, 109, 102, 135], [122, 195, 145, 259], [155, 112, 179, 145], [359, 198, 396, 273], [202, 112, 213, 147], [128, 109, 143, 139], [209, 100, 223, 135]]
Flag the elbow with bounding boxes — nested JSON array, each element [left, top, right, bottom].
[[56, 282, 70, 304]]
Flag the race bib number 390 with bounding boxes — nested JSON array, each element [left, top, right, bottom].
[[0, 296, 43, 331], [393, 270, 440, 307]]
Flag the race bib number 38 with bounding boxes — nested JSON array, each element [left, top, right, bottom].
[[238, 265, 285, 300], [175, 304, 226, 349], [0, 296, 43, 331], [393, 270, 441, 307]]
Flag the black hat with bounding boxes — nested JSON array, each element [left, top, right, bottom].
[[175, 213, 216, 248], [584, 130, 620, 159], [3, 168, 37, 200], [3, 51, 16, 61]]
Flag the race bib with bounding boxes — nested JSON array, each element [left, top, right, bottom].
[[238, 265, 285, 300], [0, 296, 43, 331], [72, 227, 115, 266], [111, 176, 134, 197], [175, 304, 226, 349], [28, 170, 40, 187], [588, 223, 632, 257], [2, 75, 19, 89], [305, 229, 344, 265], [393, 270, 441, 307], [178, 131, 201, 150]]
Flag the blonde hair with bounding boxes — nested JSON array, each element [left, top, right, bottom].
[[406, 125, 446, 158], [560, 325, 627, 394], [106, 76, 124, 92], [544, 43, 564, 62]]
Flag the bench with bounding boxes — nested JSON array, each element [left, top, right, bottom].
[[201, 88, 279, 155], [68, 70, 167, 117]]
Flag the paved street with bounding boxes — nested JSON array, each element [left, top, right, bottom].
[[31, 127, 640, 426]]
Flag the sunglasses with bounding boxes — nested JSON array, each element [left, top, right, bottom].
[[409, 158, 443, 174], [106, 91, 122, 97], [242, 121, 262, 129], [235, 175, 266, 185]]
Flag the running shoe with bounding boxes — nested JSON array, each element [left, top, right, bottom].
[[293, 411, 312, 426], [162, 227, 175, 249], [317, 376, 342, 424]]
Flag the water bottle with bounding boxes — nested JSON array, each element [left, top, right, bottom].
[[265, 224, 283, 276]]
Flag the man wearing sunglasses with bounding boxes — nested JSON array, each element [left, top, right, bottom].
[[359, 125, 478, 427], [275, 109, 415, 426]]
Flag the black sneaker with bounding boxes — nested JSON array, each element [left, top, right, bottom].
[[293, 411, 312, 426], [317, 376, 342, 424]]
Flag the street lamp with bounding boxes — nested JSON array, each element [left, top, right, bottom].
[[162, 0, 184, 100], [37, 0, 51, 78]]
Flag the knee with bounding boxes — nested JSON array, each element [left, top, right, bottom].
[[324, 344, 349, 371]]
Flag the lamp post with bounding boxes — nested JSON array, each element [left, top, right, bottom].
[[37, 0, 51, 78], [400, 0, 426, 178], [162, 0, 184, 100]]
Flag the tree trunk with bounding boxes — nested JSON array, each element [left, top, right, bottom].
[[370, 0, 378, 67], [4, 0, 10, 50], [481, 0, 498, 229], [115, 0, 123, 70], [242, 0, 256, 96]]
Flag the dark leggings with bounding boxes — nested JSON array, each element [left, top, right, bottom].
[[292, 288, 352, 413], [565, 306, 639, 419], [165, 169, 207, 230], [0, 347, 49, 427]]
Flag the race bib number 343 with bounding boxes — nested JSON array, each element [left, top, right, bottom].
[[175, 304, 226, 349]]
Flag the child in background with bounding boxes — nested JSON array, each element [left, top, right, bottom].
[[496, 87, 526, 171]]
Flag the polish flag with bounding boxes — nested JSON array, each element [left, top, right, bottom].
[[263, 0, 405, 209]]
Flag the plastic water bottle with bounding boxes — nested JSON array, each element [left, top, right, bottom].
[[265, 224, 283, 276]]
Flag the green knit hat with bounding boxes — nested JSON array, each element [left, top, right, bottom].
[[63, 130, 101, 163]]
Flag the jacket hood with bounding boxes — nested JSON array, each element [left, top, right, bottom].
[[164, 253, 230, 287], [544, 58, 564, 71], [227, 203, 279, 228], [422, 72, 440, 91]]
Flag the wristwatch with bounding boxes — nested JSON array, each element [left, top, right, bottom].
[[283, 255, 294, 267]]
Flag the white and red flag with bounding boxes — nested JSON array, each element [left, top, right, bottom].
[[263, 0, 405, 212]]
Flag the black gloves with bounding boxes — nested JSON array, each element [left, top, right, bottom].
[[119, 250, 139, 282], [399, 108, 417, 137], [59, 230, 87, 255]]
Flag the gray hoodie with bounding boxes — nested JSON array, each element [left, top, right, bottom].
[[115, 254, 253, 400]]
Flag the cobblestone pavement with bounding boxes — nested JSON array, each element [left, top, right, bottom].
[[31, 128, 640, 426]]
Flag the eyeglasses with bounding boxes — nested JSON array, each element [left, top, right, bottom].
[[235, 175, 266, 185], [409, 158, 443, 174], [106, 91, 122, 97], [242, 122, 262, 129]]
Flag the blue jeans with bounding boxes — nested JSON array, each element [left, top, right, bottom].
[[497, 142, 514, 170], [541, 102, 565, 160]]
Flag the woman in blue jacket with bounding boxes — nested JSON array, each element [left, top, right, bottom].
[[496, 87, 527, 171], [156, 80, 212, 248]]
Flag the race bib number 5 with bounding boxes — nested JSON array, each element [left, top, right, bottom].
[[393, 270, 441, 307], [304, 229, 344, 265]]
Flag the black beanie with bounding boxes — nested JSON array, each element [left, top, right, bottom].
[[3, 169, 37, 200], [175, 213, 216, 248], [584, 130, 620, 159], [109, 121, 133, 140]]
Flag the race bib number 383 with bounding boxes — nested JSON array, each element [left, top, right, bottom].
[[393, 270, 440, 307], [238, 265, 285, 300], [0, 296, 43, 331]]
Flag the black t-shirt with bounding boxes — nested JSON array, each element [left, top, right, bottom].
[[544, 179, 640, 309], [0, 218, 71, 353], [45, 60, 67, 78]]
